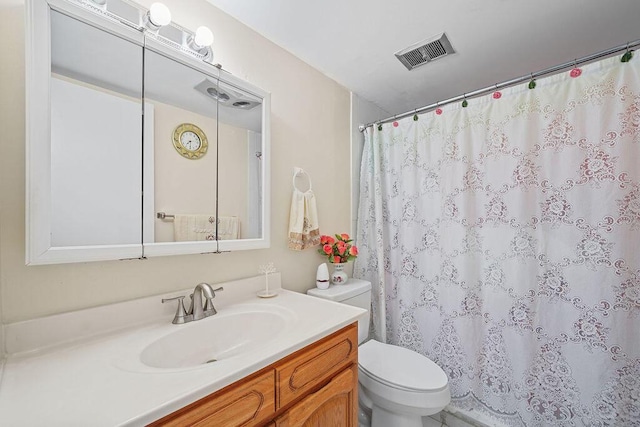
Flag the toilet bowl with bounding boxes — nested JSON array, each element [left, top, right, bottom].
[[307, 279, 451, 427], [358, 339, 450, 427]]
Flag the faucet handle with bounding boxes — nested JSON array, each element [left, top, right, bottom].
[[204, 287, 224, 314], [187, 293, 194, 315], [162, 296, 190, 324]]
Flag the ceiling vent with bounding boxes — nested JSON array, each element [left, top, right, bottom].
[[395, 33, 455, 71], [194, 79, 261, 110]]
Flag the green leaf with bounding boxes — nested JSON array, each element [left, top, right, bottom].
[[621, 51, 634, 63], [413, 114, 419, 121], [528, 79, 536, 89], [377, 124, 383, 131], [462, 99, 468, 108]]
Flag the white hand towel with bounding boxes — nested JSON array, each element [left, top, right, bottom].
[[288, 168, 320, 250], [173, 214, 217, 241], [173, 215, 239, 241], [218, 216, 239, 240]]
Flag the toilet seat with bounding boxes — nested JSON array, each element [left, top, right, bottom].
[[359, 340, 448, 392]]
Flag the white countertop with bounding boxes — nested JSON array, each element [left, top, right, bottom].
[[0, 274, 366, 426]]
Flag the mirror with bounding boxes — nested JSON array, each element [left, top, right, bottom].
[[49, 10, 143, 248], [216, 81, 265, 241], [26, 0, 270, 264]]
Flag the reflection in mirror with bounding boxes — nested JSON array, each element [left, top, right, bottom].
[[143, 48, 264, 243], [217, 83, 263, 240], [50, 9, 143, 247], [143, 49, 218, 244]]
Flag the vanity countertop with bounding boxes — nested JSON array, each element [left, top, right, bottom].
[[0, 274, 366, 426]]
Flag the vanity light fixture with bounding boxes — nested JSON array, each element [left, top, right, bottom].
[[144, 2, 171, 31], [67, 0, 215, 65], [187, 26, 214, 61], [194, 26, 214, 48]]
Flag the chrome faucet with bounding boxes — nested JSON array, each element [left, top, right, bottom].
[[162, 283, 224, 324], [191, 282, 223, 321]]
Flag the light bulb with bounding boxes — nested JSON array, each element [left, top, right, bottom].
[[194, 26, 214, 47], [148, 3, 171, 27]]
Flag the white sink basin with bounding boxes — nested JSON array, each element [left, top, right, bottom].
[[140, 305, 294, 369]]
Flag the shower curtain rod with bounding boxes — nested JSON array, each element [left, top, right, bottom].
[[359, 38, 640, 132]]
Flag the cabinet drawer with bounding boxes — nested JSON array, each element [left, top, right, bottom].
[[149, 370, 275, 427], [276, 324, 357, 409]]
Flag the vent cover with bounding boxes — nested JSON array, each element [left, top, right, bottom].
[[194, 79, 262, 110], [395, 33, 455, 71]]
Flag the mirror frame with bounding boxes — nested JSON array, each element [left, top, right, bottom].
[[25, 0, 271, 265]]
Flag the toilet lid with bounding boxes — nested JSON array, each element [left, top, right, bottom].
[[359, 340, 448, 392]]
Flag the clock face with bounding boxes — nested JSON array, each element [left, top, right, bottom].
[[172, 123, 208, 159], [180, 131, 201, 151]]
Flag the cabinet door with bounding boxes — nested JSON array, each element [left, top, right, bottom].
[[275, 365, 358, 427], [276, 324, 357, 409], [149, 370, 275, 427]]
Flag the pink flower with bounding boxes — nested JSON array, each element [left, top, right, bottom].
[[435, 108, 443, 115], [317, 232, 358, 262], [393, 121, 399, 127], [570, 68, 582, 78], [493, 91, 502, 99]]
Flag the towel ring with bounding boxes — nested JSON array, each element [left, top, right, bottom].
[[293, 167, 312, 192]]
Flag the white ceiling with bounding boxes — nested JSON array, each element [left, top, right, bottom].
[[205, 0, 640, 116]]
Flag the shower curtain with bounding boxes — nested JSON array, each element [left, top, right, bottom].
[[354, 56, 640, 426]]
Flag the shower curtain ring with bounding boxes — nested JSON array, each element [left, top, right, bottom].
[[528, 73, 537, 89], [413, 109, 419, 121], [462, 94, 468, 108], [622, 43, 634, 62], [570, 59, 582, 77], [493, 84, 502, 99]]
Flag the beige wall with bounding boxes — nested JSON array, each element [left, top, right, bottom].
[[217, 122, 250, 238], [152, 100, 249, 242], [0, 0, 351, 323]]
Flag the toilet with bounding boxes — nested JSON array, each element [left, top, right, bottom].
[[308, 279, 451, 427]]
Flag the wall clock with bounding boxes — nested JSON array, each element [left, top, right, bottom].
[[172, 123, 208, 159]]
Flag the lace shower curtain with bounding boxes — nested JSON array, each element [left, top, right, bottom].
[[354, 56, 640, 426]]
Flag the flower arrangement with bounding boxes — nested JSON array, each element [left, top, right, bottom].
[[318, 234, 358, 263]]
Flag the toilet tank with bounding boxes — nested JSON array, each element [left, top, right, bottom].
[[307, 279, 371, 344]]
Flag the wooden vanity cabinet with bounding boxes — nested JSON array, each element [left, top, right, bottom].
[[148, 323, 358, 427]]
